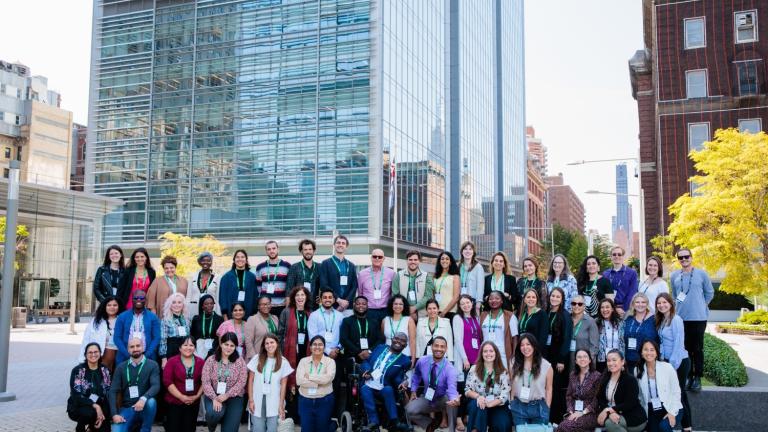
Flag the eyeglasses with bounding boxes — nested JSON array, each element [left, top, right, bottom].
[[371, 255, 384, 259], [571, 302, 584, 306], [677, 255, 691, 260], [611, 253, 624, 257], [133, 296, 146, 301]]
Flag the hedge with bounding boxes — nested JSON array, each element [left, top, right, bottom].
[[717, 323, 768, 336], [703, 333, 748, 387], [737, 310, 768, 325]]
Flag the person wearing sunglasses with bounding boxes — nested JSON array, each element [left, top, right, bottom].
[[357, 249, 396, 323], [602, 246, 638, 317], [569, 295, 599, 369], [113, 289, 161, 364], [669, 248, 713, 393]]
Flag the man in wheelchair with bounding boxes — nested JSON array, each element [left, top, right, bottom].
[[359, 332, 412, 432]]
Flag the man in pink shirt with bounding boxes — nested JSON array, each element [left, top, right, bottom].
[[357, 249, 396, 323]]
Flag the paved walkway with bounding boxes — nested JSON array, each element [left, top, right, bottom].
[[707, 323, 768, 389]]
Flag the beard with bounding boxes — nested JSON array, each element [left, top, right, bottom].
[[130, 351, 143, 359]]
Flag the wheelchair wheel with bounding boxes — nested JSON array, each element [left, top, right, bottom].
[[339, 411, 353, 432]]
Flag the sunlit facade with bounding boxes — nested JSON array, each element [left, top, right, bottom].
[[88, 0, 526, 263]]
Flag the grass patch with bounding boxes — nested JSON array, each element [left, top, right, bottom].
[[703, 333, 748, 387]]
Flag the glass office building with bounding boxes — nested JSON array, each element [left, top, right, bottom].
[[88, 0, 526, 263]]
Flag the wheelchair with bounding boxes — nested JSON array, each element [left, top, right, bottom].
[[335, 357, 413, 432]]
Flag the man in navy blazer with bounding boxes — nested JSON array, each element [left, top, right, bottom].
[[113, 289, 161, 364], [359, 332, 411, 432]]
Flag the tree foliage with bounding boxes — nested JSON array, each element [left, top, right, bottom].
[[538, 224, 612, 274], [158, 232, 228, 276], [0, 216, 30, 270], [664, 128, 768, 297]]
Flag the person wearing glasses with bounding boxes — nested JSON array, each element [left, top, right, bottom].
[[296, 336, 337, 432], [68, 342, 112, 432], [670, 248, 713, 393], [113, 289, 161, 364], [357, 249, 396, 323], [546, 254, 578, 313], [602, 246, 638, 317], [569, 295, 599, 367]]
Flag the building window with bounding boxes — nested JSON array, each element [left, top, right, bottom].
[[685, 17, 706, 48], [735, 11, 758, 43], [688, 122, 710, 151], [4, 147, 10, 159], [0, 84, 4, 95], [737, 61, 759, 95], [16, 146, 21, 161], [738, 118, 762, 133], [686, 70, 708, 98], [2, 168, 8, 179]]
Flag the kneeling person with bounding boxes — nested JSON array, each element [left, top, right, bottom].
[[360, 332, 412, 432], [109, 337, 160, 432], [406, 336, 460, 432]]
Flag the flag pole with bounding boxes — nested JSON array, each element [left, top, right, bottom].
[[392, 144, 398, 274]]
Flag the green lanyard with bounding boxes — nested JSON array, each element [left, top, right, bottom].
[[126, 358, 146, 385], [524, 277, 537, 291], [173, 314, 186, 328], [408, 273, 421, 292], [460, 265, 468, 286], [586, 278, 598, 295], [263, 316, 276, 333], [263, 358, 274, 385], [548, 311, 558, 331], [428, 318, 439, 336], [520, 308, 538, 332], [484, 370, 494, 392], [302, 262, 315, 282], [165, 275, 177, 293], [572, 319, 584, 339], [183, 356, 195, 378], [295, 310, 307, 333], [370, 269, 384, 291], [201, 313, 213, 338], [389, 316, 404, 338], [331, 256, 348, 276], [356, 318, 368, 338], [217, 361, 231, 382], [430, 359, 448, 387], [373, 350, 402, 376], [492, 274, 504, 292], [237, 271, 244, 290], [322, 309, 335, 332], [265, 263, 277, 282], [488, 310, 502, 331], [435, 276, 448, 294], [309, 360, 323, 375]]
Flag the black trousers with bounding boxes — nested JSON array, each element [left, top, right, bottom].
[[68, 402, 111, 432], [165, 402, 200, 432], [683, 320, 707, 377]]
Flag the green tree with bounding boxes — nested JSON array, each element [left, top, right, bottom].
[[539, 223, 598, 273], [158, 232, 228, 276], [664, 128, 768, 298], [592, 233, 614, 272], [0, 216, 29, 270]]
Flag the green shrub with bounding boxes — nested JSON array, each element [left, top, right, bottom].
[[737, 309, 768, 325], [718, 323, 768, 334], [703, 333, 748, 387]]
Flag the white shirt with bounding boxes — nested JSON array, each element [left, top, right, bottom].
[[246, 355, 294, 418], [307, 307, 344, 354], [639, 277, 669, 313], [481, 312, 518, 367]]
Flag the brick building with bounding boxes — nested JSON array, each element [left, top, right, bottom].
[[545, 173, 585, 235], [71, 123, 86, 191], [526, 127, 547, 256], [630, 0, 768, 253]]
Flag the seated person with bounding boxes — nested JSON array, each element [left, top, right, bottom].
[[108, 337, 160, 432], [359, 332, 412, 432], [406, 336, 460, 432]]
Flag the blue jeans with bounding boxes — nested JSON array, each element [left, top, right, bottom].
[[466, 399, 512, 432], [360, 384, 398, 425], [112, 397, 157, 432], [510, 398, 549, 426], [647, 405, 683, 432], [203, 395, 244, 432], [298, 393, 335, 432]]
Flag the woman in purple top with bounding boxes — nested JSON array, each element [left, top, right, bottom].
[[453, 294, 482, 431]]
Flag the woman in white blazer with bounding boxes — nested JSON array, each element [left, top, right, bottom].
[[187, 252, 221, 317], [416, 299, 454, 360], [78, 297, 121, 371], [636, 340, 683, 432]]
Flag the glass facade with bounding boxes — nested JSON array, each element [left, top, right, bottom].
[[89, 0, 525, 263]]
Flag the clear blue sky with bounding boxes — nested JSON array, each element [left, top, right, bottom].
[[2, 0, 643, 237]]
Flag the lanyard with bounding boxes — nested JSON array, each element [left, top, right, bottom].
[[603, 321, 617, 349], [646, 368, 659, 399], [202, 313, 214, 338], [236, 270, 244, 290], [370, 269, 384, 291], [198, 271, 213, 292], [230, 319, 245, 345], [427, 318, 439, 337], [586, 278, 598, 295], [262, 316, 276, 333], [548, 311, 557, 331], [217, 361, 231, 381], [435, 276, 448, 294], [183, 356, 195, 378], [609, 269, 623, 289], [520, 308, 538, 332], [126, 358, 146, 385], [309, 360, 323, 375], [302, 262, 315, 282], [523, 370, 533, 388], [487, 310, 502, 332], [524, 277, 537, 291], [389, 316, 404, 338], [322, 309, 336, 332], [356, 318, 368, 339], [264, 262, 278, 282], [373, 350, 402, 377], [679, 270, 693, 296], [572, 319, 584, 338], [627, 312, 648, 337], [641, 277, 656, 294], [296, 310, 307, 333], [331, 256, 348, 276], [464, 316, 479, 337], [173, 314, 186, 328], [484, 369, 495, 391], [492, 274, 504, 292], [165, 275, 177, 293], [263, 358, 274, 385], [460, 265, 469, 286], [429, 359, 448, 387], [408, 272, 421, 292]]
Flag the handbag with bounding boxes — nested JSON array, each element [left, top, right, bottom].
[[515, 424, 554, 432], [278, 417, 295, 432]]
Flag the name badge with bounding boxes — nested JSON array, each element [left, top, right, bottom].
[[366, 379, 384, 390], [676, 292, 687, 303], [575, 400, 584, 412], [374, 289, 382, 300], [340, 276, 348, 286], [570, 339, 576, 352], [308, 387, 318, 395], [651, 397, 662, 410], [298, 333, 306, 344], [408, 291, 417, 303], [471, 338, 479, 349], [371, 369, 383, 381], [89, 393, 99, 403], [486, 394, 495, 402], [216, 381, 227, 395], [185, 378, 194, 392], [584, 296, 592, 307], [237, 291, 246, 302], [546, 335, 552, 346], [360, 338, 369, 350], [425, 387, 436, 401], [265, 283, 275, 294], [204, 339, 213, 350], [262, 382, 271, 395], [112, 287, 118, 296], [177, 326, 187, 337], [304, 282, 312, 289], [324, 331, 334, 342], [628, 337, 637, 350], [435, 293, 442, 303], [132, 332, 143, 341], [129, 386, 139, 399], [519, 387, 531, 402]]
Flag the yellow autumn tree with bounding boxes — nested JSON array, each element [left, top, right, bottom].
[[665, 128, 768, 297], [158, 232, 228, 276]]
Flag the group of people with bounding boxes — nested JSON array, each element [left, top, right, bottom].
[[69, 237, 713, 432]]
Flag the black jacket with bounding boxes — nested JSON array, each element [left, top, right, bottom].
[[340, 315, 383, 360], [544, 308, 573, 366], [93, 266, 125, 304], [116, 267, 156, 307], [191, 312, 224, 358], [518, 308, 549, 349], [598, 372, 647, 427], [516, 278, 548, 310], [483, 274, 519, 312]]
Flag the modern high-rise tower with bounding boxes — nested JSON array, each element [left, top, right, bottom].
[[612, 163, 633, 256], [87, 0, 527, 263]]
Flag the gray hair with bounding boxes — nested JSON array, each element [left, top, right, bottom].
[[393, 331, 408, 342], [197, 251, 213, 262]]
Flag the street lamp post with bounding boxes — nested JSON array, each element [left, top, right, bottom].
[[0, 160, 20, 402]]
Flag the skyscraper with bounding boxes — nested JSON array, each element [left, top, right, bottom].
[[87, 0, 527, 262], [612, 163, 633, 256]]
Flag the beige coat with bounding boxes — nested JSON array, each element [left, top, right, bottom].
[[146, 275, 189, 319], [244, 314, 279, 362]]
